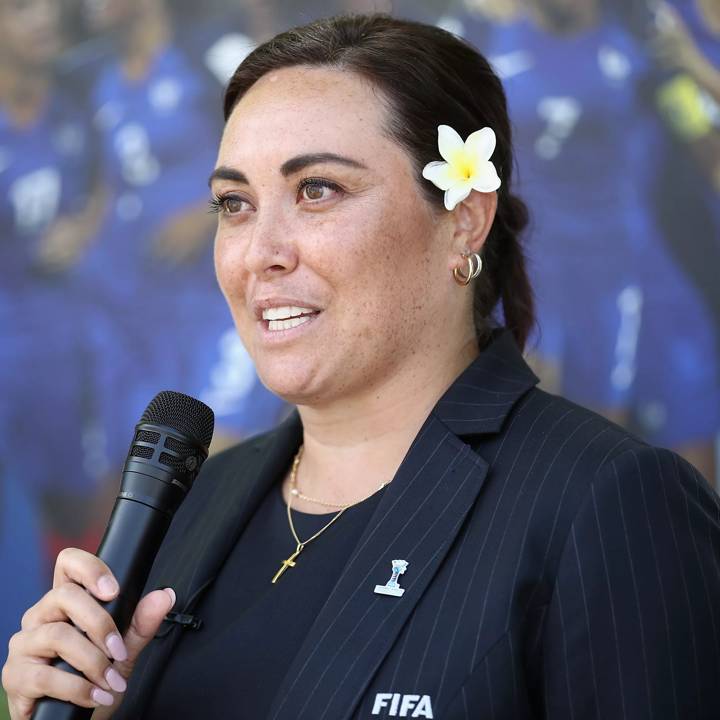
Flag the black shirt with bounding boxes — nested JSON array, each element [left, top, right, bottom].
[[146, 479, 387, 718]]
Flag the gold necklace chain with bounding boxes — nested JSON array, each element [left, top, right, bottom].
[[270, 445, 387, 584], [271, 447, 346, 583], [290, 445, 388, 508]]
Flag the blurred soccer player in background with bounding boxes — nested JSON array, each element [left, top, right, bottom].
[[73, 0, 288, 491]]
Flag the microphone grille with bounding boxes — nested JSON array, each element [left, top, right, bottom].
[[140, 391, 215, 449]]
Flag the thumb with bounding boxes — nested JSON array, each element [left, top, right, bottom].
[[114, 588, 175, 679]]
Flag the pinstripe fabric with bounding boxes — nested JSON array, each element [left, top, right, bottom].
[[115, 330, 720, 719]]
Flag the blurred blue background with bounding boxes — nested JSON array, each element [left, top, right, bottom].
[[1, 0, 718, 711]]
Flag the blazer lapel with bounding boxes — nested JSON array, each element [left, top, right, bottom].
[[435, 328, 540, 436], [268, 330, 538, 720]]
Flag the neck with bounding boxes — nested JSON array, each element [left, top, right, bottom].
[[293, 335, 479, 506], [121, 2, 172, 81], [0, 61, 50, 126]]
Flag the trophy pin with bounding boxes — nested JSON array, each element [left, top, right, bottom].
[[374, 559, 409, 597]]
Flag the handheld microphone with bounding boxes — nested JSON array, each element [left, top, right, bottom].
[[32, 390, 214, 720]]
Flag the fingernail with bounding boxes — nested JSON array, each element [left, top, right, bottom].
[[105, 632, 128, 662], [91, 687, 115, 706], [164, 587, 176, 608], [98, 574, 119, 597], [105, 667, 127, 693]]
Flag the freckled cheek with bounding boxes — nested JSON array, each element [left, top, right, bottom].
[[338, 240, 428, 343], [369, 228, 436, 340], [214, 237, 251, 313], [356, 208, 434, 286]]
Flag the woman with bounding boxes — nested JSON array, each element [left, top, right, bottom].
[[3, 13, 719, 720]]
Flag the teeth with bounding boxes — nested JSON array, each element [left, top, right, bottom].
[[262, 305, 316, 321], [268, 315, 313, 332]]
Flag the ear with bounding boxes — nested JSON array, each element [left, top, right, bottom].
[[451, 189, 497, 256]]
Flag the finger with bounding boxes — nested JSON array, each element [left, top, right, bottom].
[[7, 693, 36, 720], [21, 583, 127, 663], [113, 588, 175, 678], [9, 623, 122, 694], [1, 660, 35, 720], [52, 548, 119, 602], [5, 660, 116, 711]]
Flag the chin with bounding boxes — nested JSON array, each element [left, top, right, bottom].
[[254, 358, 323, 406]]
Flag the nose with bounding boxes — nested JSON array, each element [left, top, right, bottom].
[[243, 204, 298, 280]]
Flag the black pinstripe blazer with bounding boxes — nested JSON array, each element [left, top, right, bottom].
[[115, 329, 720, 719]]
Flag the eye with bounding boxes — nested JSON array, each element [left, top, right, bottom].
[[298, 178, 343, 203], [208, 193, 252, 216]]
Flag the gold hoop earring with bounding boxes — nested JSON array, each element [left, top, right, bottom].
[[453, 252, 482, 286]]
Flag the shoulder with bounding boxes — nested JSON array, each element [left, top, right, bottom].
[[528, 397, 720, 716], [203, 425, 280, 472], [187, 423, 285, 498], [160, 421, 289, 539], [480, 384, 651, 483], [467, 385, 719, 602], [506, 386, 715, 500], [505, 384, 717, 519]]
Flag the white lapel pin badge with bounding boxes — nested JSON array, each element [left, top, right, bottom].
[[374, 559, 409, 597]]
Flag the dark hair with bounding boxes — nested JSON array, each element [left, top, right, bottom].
[[223, 14, 535, 350]]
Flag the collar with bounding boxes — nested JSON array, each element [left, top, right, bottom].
[[433, 327, 540, 436]]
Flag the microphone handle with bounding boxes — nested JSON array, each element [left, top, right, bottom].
[[32, 497, 172, 720]]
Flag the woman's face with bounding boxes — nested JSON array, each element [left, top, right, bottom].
[[211, 66, 461, 406]]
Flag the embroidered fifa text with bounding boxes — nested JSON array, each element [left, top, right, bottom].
[[371, 693, 433, 718]]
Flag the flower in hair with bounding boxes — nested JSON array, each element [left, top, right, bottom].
[[422, 125, 501, 211]]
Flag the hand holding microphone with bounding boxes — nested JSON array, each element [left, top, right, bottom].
[[1, 391, 214, 720], [2, 550, 175, 719]]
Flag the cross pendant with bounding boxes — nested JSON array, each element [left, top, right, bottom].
[[272, 543, 304, 584]]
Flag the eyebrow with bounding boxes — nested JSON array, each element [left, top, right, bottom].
[[208, 152, 368, 187]]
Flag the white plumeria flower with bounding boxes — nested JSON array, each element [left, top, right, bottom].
[[422, 124, 502, 211]]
